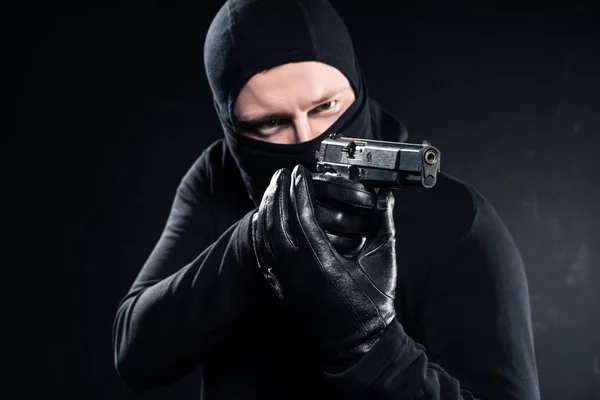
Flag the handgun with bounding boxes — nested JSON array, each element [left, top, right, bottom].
[[315, 133, 441, 190], [312, 134, 441, 252]]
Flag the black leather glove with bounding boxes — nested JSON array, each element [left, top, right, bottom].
[[312, 173, 379, 256], [252, 165, 397, 367]]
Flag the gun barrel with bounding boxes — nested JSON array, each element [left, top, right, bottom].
[[315, 134, 441, 189]]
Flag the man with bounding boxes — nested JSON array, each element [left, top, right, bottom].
[[112, 0, 541, 399]]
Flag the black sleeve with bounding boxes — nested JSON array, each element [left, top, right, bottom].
[[324, 190, 541, 400], [112, 161, 259, 392]]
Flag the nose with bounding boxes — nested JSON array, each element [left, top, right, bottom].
[[292, 115, 316, 143]]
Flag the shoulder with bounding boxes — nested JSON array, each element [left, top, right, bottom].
[[178, 139, 229, 197], [394, 172, 486, 246], [177, 139, 254, 231], [421, 172, 510, 245], [393, 172, 508, 285], [393, 172, 519, 326]]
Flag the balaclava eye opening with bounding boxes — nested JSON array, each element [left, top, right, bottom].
[[204, 0, 380, 206]]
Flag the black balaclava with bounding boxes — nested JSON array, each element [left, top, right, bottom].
[[204, 0, 405, 206]]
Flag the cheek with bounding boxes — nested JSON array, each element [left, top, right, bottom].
[[309, 100, 353, 137], [271, 131, 299, 144], [309, 116, 339, 139]]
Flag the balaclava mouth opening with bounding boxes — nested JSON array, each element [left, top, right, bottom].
[[203, 0, 391, 206]]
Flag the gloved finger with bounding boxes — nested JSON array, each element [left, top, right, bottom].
[[256, 169, 281, 261], [289, 165, 335, 255], [263, 169, 295, 250], [362, 188, 396, 253], [357, 189, 397, 299], [258, 168, 280, 215], [251, 211, 285, 301], [313, 202, 367, 236], [379, 188, 396, 236], [312, 174, 377, 215], [269, 168, 296, 249]]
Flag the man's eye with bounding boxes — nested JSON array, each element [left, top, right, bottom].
[[257, 119, 282, 130], [317, 100, 337, 111]]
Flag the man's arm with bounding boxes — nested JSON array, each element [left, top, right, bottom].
[[112, 162, 260, 392], [324, 189, 540, 399]]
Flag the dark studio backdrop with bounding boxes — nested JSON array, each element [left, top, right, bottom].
[[4, 0, 599, 399]]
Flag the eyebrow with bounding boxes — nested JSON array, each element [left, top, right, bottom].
[[236, 85, 351, 124]]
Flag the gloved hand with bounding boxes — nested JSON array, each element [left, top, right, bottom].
[[252, 165, 397, 368], [311, 173, 379, 256]]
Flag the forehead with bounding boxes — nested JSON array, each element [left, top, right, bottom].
[[250, 61, 348, 86], [233, 61, 351, 117]]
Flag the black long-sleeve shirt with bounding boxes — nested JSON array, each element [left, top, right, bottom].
[[112, 133, 540, 399]]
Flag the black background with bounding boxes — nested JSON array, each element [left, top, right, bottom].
[[4, 1, 600, 398]]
